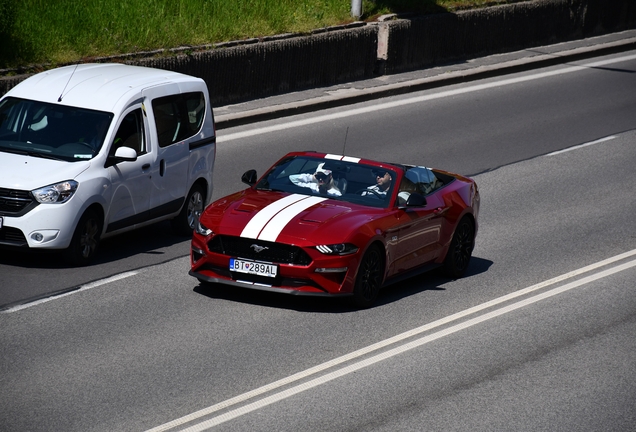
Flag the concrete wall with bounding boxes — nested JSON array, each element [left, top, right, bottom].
[[1, 0, 635, 106]]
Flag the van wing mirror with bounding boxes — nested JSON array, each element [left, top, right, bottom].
[[106, 146, 137, 167], [242, 169, 257, 186]]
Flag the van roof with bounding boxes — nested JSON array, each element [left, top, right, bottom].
[[5, 63, 203, 112]]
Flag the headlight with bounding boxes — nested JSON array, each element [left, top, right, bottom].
[[32, 180, 78, 204], [195, 216, 213, 236], [316, 243, 359, 255]]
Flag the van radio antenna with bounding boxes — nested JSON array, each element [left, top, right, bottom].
[[58, 64, 79, 102], [342, 127, 349, 155]]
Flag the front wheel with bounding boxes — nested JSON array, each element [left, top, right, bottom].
[[442, 216, 475, 279], [351, 245, 384, 309], [172, 184, 205, 236], [64, 209, 102, 266]]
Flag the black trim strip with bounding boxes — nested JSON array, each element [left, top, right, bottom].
[[189, 136, 216, 151]]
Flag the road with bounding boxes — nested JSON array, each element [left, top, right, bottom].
[[1, 51, 635, 431]]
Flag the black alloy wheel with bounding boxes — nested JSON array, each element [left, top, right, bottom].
[[443, 216, 474, 279], [352, 245, 384, 309]]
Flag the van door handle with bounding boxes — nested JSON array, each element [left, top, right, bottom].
[[142, 164, 150, 170], [160, 159, 165, 176]]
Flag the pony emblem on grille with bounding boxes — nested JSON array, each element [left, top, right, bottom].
[[250, 244, 269, 253]]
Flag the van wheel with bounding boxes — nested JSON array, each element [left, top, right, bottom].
[[172, 184, 204, 236], [64, 209, 102, 266]]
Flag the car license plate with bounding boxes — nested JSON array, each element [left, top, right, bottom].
[[230, 258, 277, 277]]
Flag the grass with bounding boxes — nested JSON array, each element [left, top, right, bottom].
[[0, 0, 523, 70]]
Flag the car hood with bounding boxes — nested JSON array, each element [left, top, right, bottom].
[[202, 190, 373, 245], [0, 152, 91, 190]]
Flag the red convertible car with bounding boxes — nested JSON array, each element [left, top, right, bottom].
[[190, 151, 479, 308]]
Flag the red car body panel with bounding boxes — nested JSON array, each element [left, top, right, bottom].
[[190, 151, 479, 298]]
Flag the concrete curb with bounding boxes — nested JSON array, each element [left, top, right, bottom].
[[215, 36, 636, 129]]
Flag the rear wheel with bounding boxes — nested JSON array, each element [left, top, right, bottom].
[[64, 209, 102, 266], [443, 216, 474, 279], [172, 184, 205, 236], [351, 245, 384, 309]]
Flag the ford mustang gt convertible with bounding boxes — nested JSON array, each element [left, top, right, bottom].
[[190, 151, 479, 308]]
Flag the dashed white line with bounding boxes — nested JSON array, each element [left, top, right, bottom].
[[2, 271, 139, 313], [547, 135, 617, 156]]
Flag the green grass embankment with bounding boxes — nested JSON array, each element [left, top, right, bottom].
[[0, 0, 522, 69]]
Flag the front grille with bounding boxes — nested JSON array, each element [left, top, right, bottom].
[[0, 188, 37, 216], [209, 235, 312, 266]]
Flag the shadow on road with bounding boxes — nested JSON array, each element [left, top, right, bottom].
[[193, 257, 493, 312]]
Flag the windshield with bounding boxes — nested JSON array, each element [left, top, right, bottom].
[[255, 155, 398, 209], [0, 97, 113, 162]]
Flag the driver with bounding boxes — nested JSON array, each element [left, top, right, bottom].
[[289, 163, 342, 196], [362, 169, 392, 197]]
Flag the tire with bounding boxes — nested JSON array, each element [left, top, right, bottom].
[[172, 184, 205, 236], [64, 209, 102, 266], [442, 216, 475, 279], [351, 245, 384, 309]]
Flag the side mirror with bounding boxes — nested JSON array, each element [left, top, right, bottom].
[[106, 146, 137, 167], [242, 169, 257, 186], [406, 193, 427, 207]]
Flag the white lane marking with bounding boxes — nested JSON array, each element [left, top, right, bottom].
[[172, 257, 636, 432], [257, 196, 327, 241], [547, 135, 617, 156], [240, 194, 308, 239], [146, 248, 636, 432], [2, 271, 139, 313], [217, 54, 636, 143]]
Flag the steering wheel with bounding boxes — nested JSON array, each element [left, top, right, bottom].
[[355, 188, 383, 199]]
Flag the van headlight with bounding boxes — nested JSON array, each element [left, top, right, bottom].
[[32, 180, 78, 204]]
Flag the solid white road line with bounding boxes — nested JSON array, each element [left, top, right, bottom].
[[145, 248, 636, 432], [217, 54, 636, 143]]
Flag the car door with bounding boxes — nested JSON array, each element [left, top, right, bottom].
[[105, 106, 153, 233], [143, 84, 205, 220], [388, 169, 448, 273]]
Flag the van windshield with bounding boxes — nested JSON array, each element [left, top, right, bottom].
[[0, 97, 113, 162]]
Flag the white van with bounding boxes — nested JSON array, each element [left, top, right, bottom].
[[0, 64, 216, 265]]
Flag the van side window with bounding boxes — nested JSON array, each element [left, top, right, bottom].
[[111, 109, 145, 156], [152, 92, 206, 148]]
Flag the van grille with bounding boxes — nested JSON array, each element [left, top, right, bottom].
[[0, 188, 37, 216]]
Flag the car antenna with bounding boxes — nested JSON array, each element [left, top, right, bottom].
[[58, 64, 79, 102], [342, 127, 349, 155]]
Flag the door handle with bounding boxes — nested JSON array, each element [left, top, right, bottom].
[[142, 163, 150, 170]]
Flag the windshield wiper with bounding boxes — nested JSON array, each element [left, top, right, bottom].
[[0, 147, 66, 161]]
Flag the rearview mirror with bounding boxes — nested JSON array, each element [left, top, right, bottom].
[[242, 169, 257, 186]]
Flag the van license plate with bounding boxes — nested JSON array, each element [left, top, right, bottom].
[[230, 258, 277, 277]]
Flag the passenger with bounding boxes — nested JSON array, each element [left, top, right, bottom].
[[362, 169, 393, 197], [289, 163, 342, 196]]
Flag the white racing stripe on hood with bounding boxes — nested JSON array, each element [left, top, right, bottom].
[[241, 194, 309, 239], [257, 196, 328, 242]]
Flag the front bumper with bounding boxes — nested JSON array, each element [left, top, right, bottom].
[[190, 235, 360, 296]]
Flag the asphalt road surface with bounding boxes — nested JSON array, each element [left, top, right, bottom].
[[1, 51, 635, 431]]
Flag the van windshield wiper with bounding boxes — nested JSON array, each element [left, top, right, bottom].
[[0, 147, 67, 161]]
